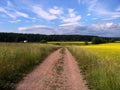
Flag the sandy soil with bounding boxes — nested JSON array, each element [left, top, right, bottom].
[[16, 48, 88, 90]]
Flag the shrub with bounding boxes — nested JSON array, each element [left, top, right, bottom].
[[92, 37, 107, 44], [40, 40, 47, 43], [84, 41, 88, 45], [109, 39, 115, 42]]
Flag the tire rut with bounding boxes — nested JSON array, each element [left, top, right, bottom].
[[16, 48, 88, 90]]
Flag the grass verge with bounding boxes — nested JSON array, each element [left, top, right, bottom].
[[68, 46, 120, 90], [0, 43, 59, 90]]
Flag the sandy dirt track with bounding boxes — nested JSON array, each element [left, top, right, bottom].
[[16, 48, 88, 90]]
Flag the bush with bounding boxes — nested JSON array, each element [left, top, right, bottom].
[[84, 41, 88, 45], [92, 37, 107, 44], [40, 40, 47, 43], [109, 39, 115, 43]]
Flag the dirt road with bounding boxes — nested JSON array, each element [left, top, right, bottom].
[[16, 48, 88, 90]]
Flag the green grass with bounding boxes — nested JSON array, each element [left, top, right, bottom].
[[48, 41, 91, 46], [68, 43, 120, 90], [0, 43, 59, 90]]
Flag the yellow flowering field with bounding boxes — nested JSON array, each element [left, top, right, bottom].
[[81, 43, 120, 62], [69, 43, 120, 90]]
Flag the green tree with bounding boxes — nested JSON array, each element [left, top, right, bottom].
[[84, 41, 88, 45], [92, 37, 107, 44], [40, 40, 47, 43]]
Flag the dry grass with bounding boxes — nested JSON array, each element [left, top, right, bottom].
[[0, 43, 58, 90]]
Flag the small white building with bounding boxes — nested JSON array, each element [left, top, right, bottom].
[[24, 40, 28, 43]]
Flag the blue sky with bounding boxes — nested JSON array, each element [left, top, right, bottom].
[[0, 0, 120, 37]]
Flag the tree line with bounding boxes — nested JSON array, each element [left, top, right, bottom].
[[0, 32, 119, 42]]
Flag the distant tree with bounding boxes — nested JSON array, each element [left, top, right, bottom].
[[55, 43, 60, 45], [0, 32, 119, 42], [92, 37, 107, 44], [109, 39, 115, 43], [40, 40, 47, 43], [84, 41, 88, 45]]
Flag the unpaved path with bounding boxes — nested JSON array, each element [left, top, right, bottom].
[[16, 48, 88, 90]]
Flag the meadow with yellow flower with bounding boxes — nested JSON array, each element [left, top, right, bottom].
[[69, 43, 120, 90]]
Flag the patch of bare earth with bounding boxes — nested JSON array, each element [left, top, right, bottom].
[[16, 48, 88, 90]]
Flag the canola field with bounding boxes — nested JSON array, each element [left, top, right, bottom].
[[69, 43, 120, 90], [81, 43, 120, 62]]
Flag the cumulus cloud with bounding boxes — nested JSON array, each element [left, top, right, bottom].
[[18, 25, 51, 31], [18, 25, 55, 34], [32, 6, 57, 20], [18, 23, 120, 37], [62, 23, 120, 37], [87, 23, 120, 37], [60, 8, 81, 26], [62, 16, 81, 23]]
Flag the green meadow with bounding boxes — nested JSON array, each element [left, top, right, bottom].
[[0, 43, 58, 90], [0, 42, 120, 90]]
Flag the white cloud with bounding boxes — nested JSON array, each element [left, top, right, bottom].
[[67, 22, 120, 37], [88, 23, 120, 37], [59, 22, 80, 27], [18, 25, 49, 31], [0, 7, 29, 19], [7, 1, 13, 7], [85, 0, 120, 20], [60, 22, 120, 37], [88, 0, 98, 11], [49, 6, 62, 15], [0, 7, 16, 19], [15, 11, 29, 18], [116, 6, 120, 11], [18, 23, 120, 37], [0, 1, 29, 19], [91, 23, 114, 30], [87, 13, 91, 16], [68, 9, 76, 17], [9, 19, 21, 23], [18, 25, 55, 34], [62, 16, 81, 23], [60, 8, 81, 26], [32, 6, 57, 20]]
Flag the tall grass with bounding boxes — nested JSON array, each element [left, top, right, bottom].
[[0, 43, 58, 90], [68, 43, 120, 90]]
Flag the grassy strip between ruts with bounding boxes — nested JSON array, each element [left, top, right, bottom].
[[0, 43, 59, 90], [68, 43, 120, 90]]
